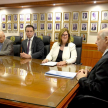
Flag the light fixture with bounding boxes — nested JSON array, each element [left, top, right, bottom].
[[53, 4, 55, 6], [94, 1, 96, 3]]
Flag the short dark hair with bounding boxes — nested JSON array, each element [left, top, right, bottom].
[[25, 25, 34, 31]]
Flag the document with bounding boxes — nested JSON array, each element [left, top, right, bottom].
[[45, 70, 76, 79], [40, 62, 57, 66]]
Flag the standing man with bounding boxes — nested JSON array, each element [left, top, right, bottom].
[[20, 25, 44, 59], [68, 28, 108, 107], [0, 31, 13, 55]]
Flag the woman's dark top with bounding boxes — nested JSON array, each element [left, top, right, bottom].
[[56, 50, 63, 62]]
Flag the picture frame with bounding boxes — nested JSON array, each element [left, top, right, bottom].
[[19, 23, 24, 31], [63, 12, 70, 22], [90, 11, 99, 22], [47, 23, 53, 31], [7, 14, 12, 23], [7, 23, 12, 31], [33, 23, 38, 31], [72, 23, 78, 32], [26, 13, 31, 23], [63, 22, 70, 30], [1, 14, 6, 23], [72, 11, 80, 21], [46, 32, 52, 40], [40, 22, 45, 31], [39, 32, 45, 36], [19, 14, 24, 22], [13, 23, 18, 31], [100, 22, 108, 30], [55, 12, 62, 22], [101, 10, 108, 22], [19, 32, 24, 39], [34, 32, 38, 36], [80, 33, 87, 42], [55, 22, 61, 31], [54, 32, 59, 41], [71, 33, 78, 36], [81, 23, 88, 32], [32, 13, 38, 22], [13, 14, 18, 22], [81, 11, 89, 22], [2, 23, 6, 30], [25, 23, 30, 27], [40, 13, 45, 21], [90, 22, 98, 32], [47, 12, 53, 22]]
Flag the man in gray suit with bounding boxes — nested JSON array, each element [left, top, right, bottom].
[[0, 31, 13, 55], [20, 25, 44, 59]]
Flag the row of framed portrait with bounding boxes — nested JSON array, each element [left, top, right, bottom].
[[2, 22, 108, 33], [1, 10, 108, 23]]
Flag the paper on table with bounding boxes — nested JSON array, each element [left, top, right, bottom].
[[40, 62, 57, 66], [45, 70, 76, 79]]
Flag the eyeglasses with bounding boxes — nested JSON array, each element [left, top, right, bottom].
[[26, 31, 33, 33], [62, 34, 68, 37]]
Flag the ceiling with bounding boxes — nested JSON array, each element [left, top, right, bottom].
[[0, 0, 108, 9]]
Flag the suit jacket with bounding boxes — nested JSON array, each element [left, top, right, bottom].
[[0, 39, 13, 56], [21, 36, 44, 59], [46, 42, 77, 64], [78, 51, 108, 100]]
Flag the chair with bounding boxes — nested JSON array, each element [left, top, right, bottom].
[[37, 36, 50, 59], [71, 36, 82, 64], [6, 36, 21, 56]]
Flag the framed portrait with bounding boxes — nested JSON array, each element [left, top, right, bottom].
[[71, 33, 78, 36], [63, 12, 70, 22], [19, 14, 24, 22], [1, 14, 6, 23], [13, 14, 18, 22], [7, 14, 12, 23], [33, 23, 38, 31], [55, 23, 61, 31], [80, 33, 87, 42], [25, 23, 30, 27], [100, 23, 108, 30], [39, 32, 45, 36], [7, 23, 12, 31], [47, 12, 53, 22], [55, 12, 62, 22], [26, 13, 31, 23], [40, 23, 45, 31], [81, 11, 89, 22], [54, 32, 59, 41], [32, 13, 38, 22], [81, 23, 88, 32], [13, 23, 18, 31], [90, 22, 98, 32], [72, 23, 78, 32], [40, 13, 45, 21], [19, 32, 24, 39], [46, 32, 52, 40], [63, 22, 70, 30], [91, 11, 99, 22], [2, 23, 6, 30], [34, 32, 38, 37], [72, 11, 80, 21], [101, 10, 108, 22], [47, 23, 53, 31], [19, 23, 24, 31]]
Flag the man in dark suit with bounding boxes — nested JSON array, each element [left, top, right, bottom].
[[20, 25, 44, 59], [68, 28, 108, 107]]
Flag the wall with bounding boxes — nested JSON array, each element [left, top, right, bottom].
[[0, 4, 108, 43]]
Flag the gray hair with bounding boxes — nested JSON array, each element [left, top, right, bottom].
[[99, 28, 108, 39]]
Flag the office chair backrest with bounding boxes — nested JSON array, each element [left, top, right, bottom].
[[6, 36, 21, 56], [71, 36, 82, 64], [37, 36, 50, 59]]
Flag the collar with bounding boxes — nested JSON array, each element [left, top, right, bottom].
[[27, 36, 34, 41], [59, 43, 68, 47], [102, 49, 108, 56]]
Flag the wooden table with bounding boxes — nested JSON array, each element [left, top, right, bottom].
[[0, 56, 91, 108]]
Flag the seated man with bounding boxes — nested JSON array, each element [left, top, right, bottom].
[[68, 28, 108, 107], [20, 25, 44, 59], [0, 31, 13, 55]]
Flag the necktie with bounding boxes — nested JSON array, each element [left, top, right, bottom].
[[27, 39, 30, 54], [0, 43, 3, 51]]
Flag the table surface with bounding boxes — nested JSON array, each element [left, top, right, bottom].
[[0, 56, 91, 108]]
